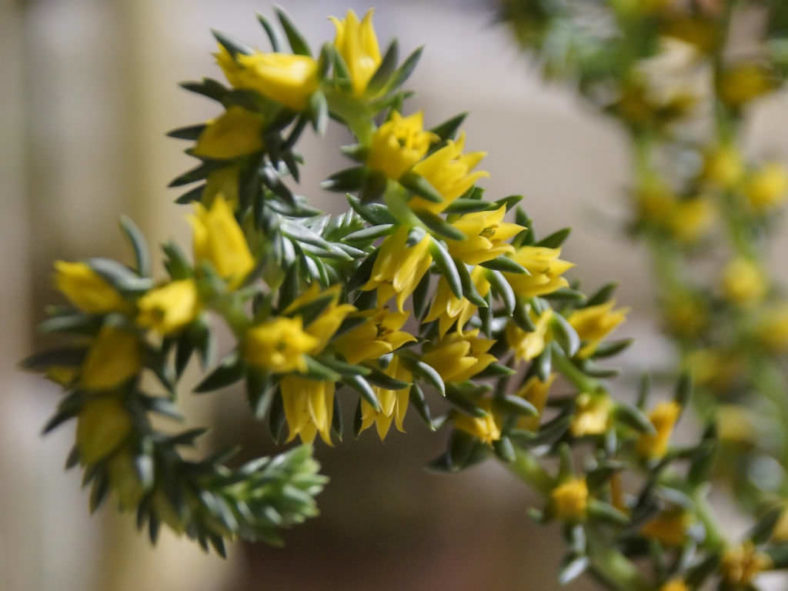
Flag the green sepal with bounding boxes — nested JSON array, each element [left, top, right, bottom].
[[179, 78, 229, 103], [321, 166, 367, 192], [256, 13, 282, 52], [455, 259, 487, 307], [429, 112, 467, 142], [496, 395, 539, 416], [166, 124, 206, 141], [400, 172, 444, 204], [275, 8, 311, 56], [480, 255, 530, 274], [87, 258, 153, 294], [551, 313, 581, 358], [587, 500, 629, 526], [586, 282, 618, 307], [21, 346, 87, 371], [536, 227, 571, 248], [120, 216, 151, 277], [404, 357, 446, 396], [414, 208, 464, 240], [487, 270, 515, 316], [388, 46, 423, 90], [443, 198, 498, 214], [367, 40, 399, 94], [194, 353, 245, 393], [315, 356, 371, 378], [346, 194, 397, 225], [430, 240, 463, 299], [308, 91, 328, 134], [246, 369, 275, 419], [343, 374, 381, 412], [212, 29, 253, 57]]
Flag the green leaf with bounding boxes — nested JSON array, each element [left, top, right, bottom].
[[586, 282, 618, 307], [587, 500, 629, 526], [179, 78, 229, 103], [389, 46, 423, 90], [302, 357, 341, 381], [367, 40, 399, 94], [414, 209, 464, 241], [429, 112, 467, 141], [480, 255, 529, 274], [400, 172, 444, 204], [120, 216, 151, 277], [455, 259, 487, 307], [674, 373, 692, 409], [21, 347, 86, 371], [496, 395, 538, 416], [347, 194, 397, 225], [212, 30, 253, 57], [430, 240, 463, 298], [443, 198, 497, 214], [558, 554, 589, 585], [406, 359, 445, 396], [366, 369, 410, 390], [322, 167, 367, 192], [194, 353, 245, 393], [343, 224, 394, 244], [88, 258, 153, 294], [409, 384, 435, 429], [167, 124, 206, 141], [256, 13, 282, 52], [487, 270, 515, 316], [536, 227, 571, 248], [275, 8, 311, 56], [614, 402, 656, 435], [343, 374, 381, 412], [493, 436, 516, 463], [551, 314, 581, 357], [308, 91, 328, 134], [591, 339, 633, 359]]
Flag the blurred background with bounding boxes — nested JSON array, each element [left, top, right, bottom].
[[1, 0, 787, 589]]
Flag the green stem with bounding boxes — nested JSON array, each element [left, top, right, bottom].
[[508, 448, 554, 494], [553, 347, 603, 393]]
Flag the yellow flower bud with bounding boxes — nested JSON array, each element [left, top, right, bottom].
[[640, 509, 690, 547], [506, 309, 553, 363], [81, 326, 142, 391], [721, 542, 771, 586], [702, 144, 744, 189], [421, 330, 496, 383], [719, 63, 774, 108], [193, 106, 265, 160], [568, 300, 628, 359], [410, 133, 488, 213], [367, 111, 436, 180], [454, 399, 502, 444], [424, 268, 490, 338], [721, 257, 766, 306], [551, 478, 588, 521], [76, 396, 132, 465], [54, 261, 126, 314], [216, 46, 319, 111], [330, 9, 381, 96], [359, 355, 413, 440], [637, 401, 681, 460], [668, 197, 715, 243], [191, 195, 255, 288], [137, 279, 200, 335], [280, 375, 334, 445], [744, 163, 788, 212], [244, 316, 318, 373], [571, 393, 612, 437]]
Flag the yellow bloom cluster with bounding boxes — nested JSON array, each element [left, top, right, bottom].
[[636, 401, 681, 460], [720, 542, 771, 586]]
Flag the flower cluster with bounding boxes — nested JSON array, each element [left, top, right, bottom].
[[23, 7, 787, 589]]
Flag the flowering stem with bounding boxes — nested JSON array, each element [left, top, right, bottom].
[[553, 347, 602, 394]]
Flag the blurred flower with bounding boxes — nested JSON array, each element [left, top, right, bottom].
[[424, 267, 490, 337], [76, 396, 132, 465], [280, 376, 334, 444], [54, 261, 126, 314], [446, 205, 524, 265], [744, 163, 788, 212], [721, 542, 771, 586], [686, 349, 742, 392], [756, 302, 788, 352], [571, 393, 612, 437], [137, 279, 200, 335], [367, 111, 436, 180], [702, 144, 744, 190], [421, 330, 496, 383], [244, 317, 318, 373], [330, 9, 381, 96], [515, 374, 556, 431], [191, 195, 255, 287], [410, 133, 488, 213], [641, 509, 690, 547], [506, 308, 553, 362], [334, 307, 415, 364], [635, 175, 676, 225], [568, 300, 628, 359], [454, 399, 501, 444], [360, 355, 412, 439], [637, 401, 681, 460], [715, 404, 755, 444], [659, 580, 688, 591], [363, 227, 432, 312], [663, 291, 708, 339], [719, 63, 774, 108], [668, 197, 715, 243], [505, 246, 573, 298], [216, 46, 318, 111], [193, 106, 265, 160], [721, 257, 766, 306], [551, 478, 588, 521], [81, 326, 141, 391]]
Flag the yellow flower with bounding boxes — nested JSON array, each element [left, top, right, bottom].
[[551, 478, 588, 521], [244, 316, 318, 373], [719, 63, 774, 108], [571, 393, 612, 437], [193, 106, 265, 160], [420, 330, 496, 383], [81, 326, 142, 391], [744, 163, 788, 212], [641, 509, 690, 547], [446, 205, 524, 265], [637, 401, 681, 460], [721, 542, 771, 586], [333, 307, 415, 364], [203, 165, 240, 206], [363, 227, 433, 312], [191, 195, 255, 287], [702, 144, 744, 190], [410, 133, 488, 213], [686, 349, 742, 392], [454, 399, 501, 444], [360, 355, 412, 439], [424, 267, 490, 337], [721, 257, 766, 306], [635, 175, 675, 225], [76, 396, 132, 464], [568, 300, 628, 359], [137, 279, 200, 335], [515, 374, 556, 431], [330, 9, 381, 96], [756, 302, 788, 352], [366, 111, 436, 180], [506, 308, 553, 363], [659, 580, 688, 591], [505, 246, 573, 299], [54, 261, 126, 314], [668, 197, 714, 243], [283, 284, 356, 353], [663, 292, 708, 339], [280, 375, 334, 445], [216, 46, 318, 111], [716, 405, 755, 444]]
